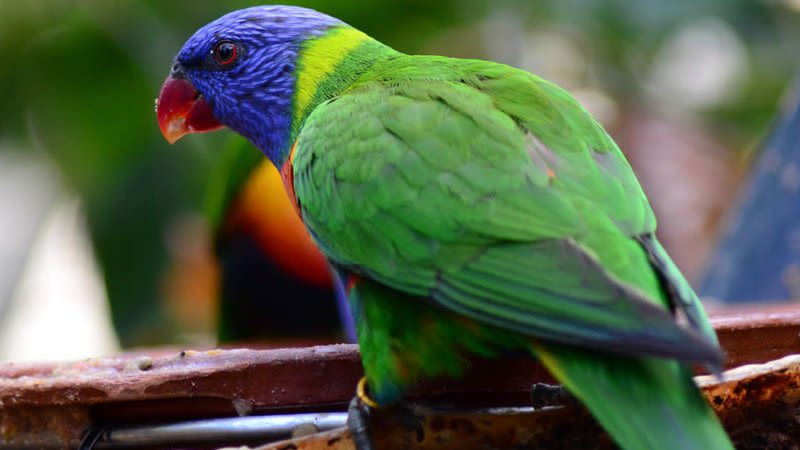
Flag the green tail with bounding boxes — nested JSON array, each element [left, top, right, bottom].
[[535, 343, 733, 450]]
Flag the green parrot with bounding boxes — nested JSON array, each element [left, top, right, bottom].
[[156, 6, 733, 449]]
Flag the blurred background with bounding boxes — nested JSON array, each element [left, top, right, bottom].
[[1, 0, 799, 362]]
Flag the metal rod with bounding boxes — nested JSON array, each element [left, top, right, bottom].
[[0, 407, 546, 449], [93, 412, 348, 448]]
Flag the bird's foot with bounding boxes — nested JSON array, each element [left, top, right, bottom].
[[530, 382, 578, 408], [348, 396, 373, 450], [348, 377, 424, 449], [347, 377, 380, 450]]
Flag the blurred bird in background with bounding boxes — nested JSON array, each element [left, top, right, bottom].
[[204, 137, 350, 344]]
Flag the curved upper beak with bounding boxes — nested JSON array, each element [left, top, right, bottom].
[[156, 65, 223, 144]]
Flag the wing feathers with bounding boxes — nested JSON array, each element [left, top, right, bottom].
[[294, 56, 722, 365], [434, 239, 722, 365]]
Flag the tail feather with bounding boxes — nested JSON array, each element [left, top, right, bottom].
[[534, 342, 733, 450]]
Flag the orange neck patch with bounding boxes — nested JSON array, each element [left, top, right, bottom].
[[280, 141, 301, 217]]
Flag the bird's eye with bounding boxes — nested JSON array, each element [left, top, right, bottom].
[[213, 41, 238, 66]]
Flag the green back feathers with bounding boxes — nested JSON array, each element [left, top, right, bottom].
[[291, 55, 720, 365]]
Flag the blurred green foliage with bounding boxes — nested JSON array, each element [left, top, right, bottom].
[[1, 0, 798, 347]]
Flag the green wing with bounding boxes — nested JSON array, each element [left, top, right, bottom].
[[293, 56, 720, 365]]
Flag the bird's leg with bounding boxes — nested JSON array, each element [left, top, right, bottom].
[[348, 377, 425, 449], [348, 398, 373, 450], [530, 382, 578, 408], [347, 377, 379, 450]]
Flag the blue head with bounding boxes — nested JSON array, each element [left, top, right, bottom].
[[156, 6, 341, 165]]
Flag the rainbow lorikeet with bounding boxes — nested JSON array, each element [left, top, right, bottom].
[[205, 138, 354, 343], [156, 6, 733, 449]]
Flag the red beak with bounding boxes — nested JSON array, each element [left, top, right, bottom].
[[156, 71, 223, 144]]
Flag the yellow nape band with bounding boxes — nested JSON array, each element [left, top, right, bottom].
[[294, 26, 369, 117]]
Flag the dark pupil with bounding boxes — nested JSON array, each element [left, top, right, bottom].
[[217, 43, 235, 64]]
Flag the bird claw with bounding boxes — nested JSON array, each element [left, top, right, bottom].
[[530, 382, 578, 408], [348, 395, 375, 450], [348, 377, 425, 449]]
